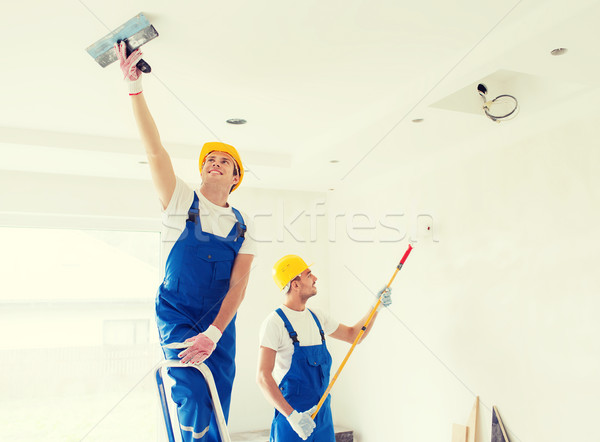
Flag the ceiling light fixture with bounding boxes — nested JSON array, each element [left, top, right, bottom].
[[550, 48, 568, 56], [477, 83, 518, 123], [226, 118, 247, 125]]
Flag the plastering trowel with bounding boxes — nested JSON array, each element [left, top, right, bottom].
[[86, 13, 158, 73]]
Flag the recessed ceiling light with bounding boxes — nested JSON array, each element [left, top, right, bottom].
[[412, 118, 424, 123], [329, 160, 339, 163], [550, 48, 568, 56], [328, 188, 335, 191], [226, 118, 247, 125]]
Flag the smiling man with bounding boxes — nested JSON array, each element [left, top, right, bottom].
[[115, 43, 256, 442], [257, 255, 391, 441]]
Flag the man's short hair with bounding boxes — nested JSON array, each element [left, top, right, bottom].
[[282, 275, 301, 295]]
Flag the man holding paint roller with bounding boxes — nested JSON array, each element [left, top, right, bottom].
[[115, 43, 256, 442], [257, 255, 391, 441]]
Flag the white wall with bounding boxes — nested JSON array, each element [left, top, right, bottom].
[[3, 111, 599, 442], [326, 115, 600, 442], [0, 170, 160, 231]]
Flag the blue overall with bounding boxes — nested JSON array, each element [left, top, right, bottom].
[[156, 193, 246, 442], [270, 308, 335, 442]]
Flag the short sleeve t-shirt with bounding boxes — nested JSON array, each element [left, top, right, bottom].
[[259, 305, 339, 385], [159, 176, 256, 270]]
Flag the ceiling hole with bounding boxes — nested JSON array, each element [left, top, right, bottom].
[[226, 118, 247, 124]]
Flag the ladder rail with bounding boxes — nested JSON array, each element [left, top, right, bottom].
[[155, 360, 232, 442]]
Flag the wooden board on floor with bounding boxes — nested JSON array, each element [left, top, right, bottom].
[[491, 406, 510, 442], [466, 396, 479, 442], [451, 396, 478, 442], [451, 423, 468, 442]]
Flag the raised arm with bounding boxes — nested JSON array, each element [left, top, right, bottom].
[[115, 42, 176, 209], [329, 287, 392, 344], [130, 93, 176, 208], [329, 308, 380, 344]]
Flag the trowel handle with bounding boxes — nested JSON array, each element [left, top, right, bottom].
[[137, 59, 151, 73], [122, 41, 151, 73]]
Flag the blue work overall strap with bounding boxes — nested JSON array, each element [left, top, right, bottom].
[[230, 207, 246, 241], [307, 309, 325, 343], [186, 193, 200, 224], [187, 194, 246, 242], [275, 308, 300, 346]]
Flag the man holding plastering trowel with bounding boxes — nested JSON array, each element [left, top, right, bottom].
[[257, 255, 391, 441], [115, 43, 256, 442]]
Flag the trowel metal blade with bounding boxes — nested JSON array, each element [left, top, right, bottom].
[[86, 13, 158, 68]]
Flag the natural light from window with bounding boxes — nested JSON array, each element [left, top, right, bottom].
[[0, 227, 163, 441]]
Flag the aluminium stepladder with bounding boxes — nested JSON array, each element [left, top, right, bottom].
[[155, 360, 232, 442]]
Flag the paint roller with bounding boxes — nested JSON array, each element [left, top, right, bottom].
[[311, 244, 414, 419], [86, 13, 158, 73]]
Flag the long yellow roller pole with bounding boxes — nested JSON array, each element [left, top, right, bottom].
[[311, 244, 413, 419]]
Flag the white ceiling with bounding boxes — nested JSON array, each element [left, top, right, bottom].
[[1, 0, 599, 192]]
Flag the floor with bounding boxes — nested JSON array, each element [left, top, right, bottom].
[[230, 427, 353, 441]]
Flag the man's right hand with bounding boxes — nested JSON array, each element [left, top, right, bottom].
[[114, 41, 143, 95], [178, 325, 222, 365], [286, 406, 317, 440]]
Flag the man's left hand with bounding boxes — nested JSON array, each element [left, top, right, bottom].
[[376, 287, 392, 310]]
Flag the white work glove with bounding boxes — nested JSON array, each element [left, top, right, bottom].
[[286, 406, 317, 440], [178, 325, 222, 365], [114, 41, 143, 95], [375, 287, 392, 311]]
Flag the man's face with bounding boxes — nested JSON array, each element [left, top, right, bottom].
[[296, 268, 318, 297], [201, 151, 239, 189]]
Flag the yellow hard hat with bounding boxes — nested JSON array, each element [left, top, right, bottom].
[[199, 142, 244, 191], [272, 255, 312, 290]]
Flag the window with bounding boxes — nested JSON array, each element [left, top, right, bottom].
[[104, 319, 151, 346], [0, 227, 163, 441]]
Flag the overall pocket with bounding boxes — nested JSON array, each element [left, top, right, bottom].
[[196, 248, 235, 289]]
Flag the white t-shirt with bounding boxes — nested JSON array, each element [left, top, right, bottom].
[[160, 177, 257, 269], [259, 305, 340, 385]]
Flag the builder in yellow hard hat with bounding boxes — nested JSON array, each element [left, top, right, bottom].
[[257, 255, 391, 441], [115, 45, 256, 442]]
